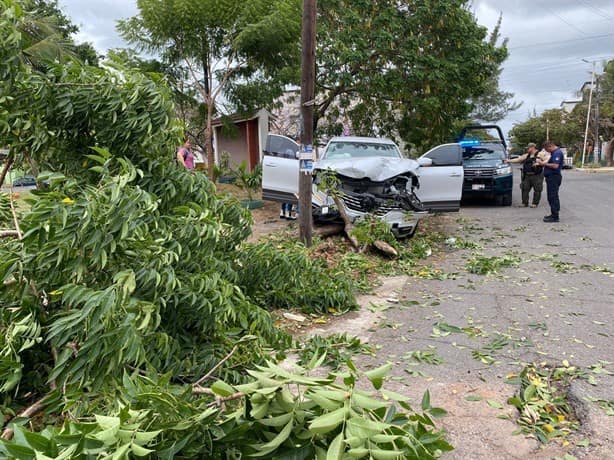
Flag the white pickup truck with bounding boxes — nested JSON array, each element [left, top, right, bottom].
[[261, 135, 464, 238]]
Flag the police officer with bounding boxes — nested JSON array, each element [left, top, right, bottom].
[[537, 141, 564, 223], [505, 142, 548, 207]]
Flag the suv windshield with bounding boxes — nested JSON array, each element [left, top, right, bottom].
[[323, 141, 401, 160], [462, 144, 506, 161]]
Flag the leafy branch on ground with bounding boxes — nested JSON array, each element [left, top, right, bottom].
[[465, 252, 521, 275], [506, 363, 580, 443], [296, 333, 375, 370], [0, 360, 453, 458]]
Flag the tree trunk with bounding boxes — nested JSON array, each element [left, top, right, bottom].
[[206, 100, 215, 180], [0, 151, 14, 188]]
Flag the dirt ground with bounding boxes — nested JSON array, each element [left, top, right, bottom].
[[248, 199, 299, 242]]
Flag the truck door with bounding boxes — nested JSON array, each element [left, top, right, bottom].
[[261, 134, 300, 203]]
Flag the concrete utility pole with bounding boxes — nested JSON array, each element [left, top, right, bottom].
[[299, 0, 316, 246], [581, 60, 595, 168], [594, 76, 601, 162]]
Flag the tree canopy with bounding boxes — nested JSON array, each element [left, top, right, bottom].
[[314, 0, 511, 150], [118, 0, 302, 177]]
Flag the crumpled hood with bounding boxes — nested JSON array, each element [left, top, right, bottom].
[[314, 157, 419, 181]]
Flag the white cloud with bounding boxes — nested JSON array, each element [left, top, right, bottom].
[[59, 0, 138, 52]]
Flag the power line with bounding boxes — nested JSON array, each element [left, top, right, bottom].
[[577, 0, 614, 21], [509, 33, 614, 50], [503, 55, 614, 70], [533, 0, 589, 37]]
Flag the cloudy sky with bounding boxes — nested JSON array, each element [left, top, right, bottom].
[[60, 0, 614, 137]]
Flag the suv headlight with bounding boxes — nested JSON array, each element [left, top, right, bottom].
[[495, 166, 511, 175]]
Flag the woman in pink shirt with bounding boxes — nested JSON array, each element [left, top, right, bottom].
[[177, 139, 195, 171]]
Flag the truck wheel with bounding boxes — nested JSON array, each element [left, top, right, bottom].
[[502, 192, 513, 206]]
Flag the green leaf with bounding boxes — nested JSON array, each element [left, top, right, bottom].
[[365, 363, 392, 390], [211, 380, 235, 397], [2, 442, 36, 460], [507, 397, 523, 409], [309, 407, 347, 434], [351, 393, 387, 411], [326, 432, 344, 460], [130, 443, 154, 457], [347, 448, 369, 458], [421, 390, 431, 411], [133, 430, 161, 445], [465, 395, 483, 402], [111, 443, 131, 460], [428, 407, 447, 418], [258, 413, 293, 428], [253, 420, 294, 456], [487, 400, 504, 409], [380, 389, 410, 403], [369, 448, 404, 460], [345, 417, 389, 439], [22, 430, 51, 452]]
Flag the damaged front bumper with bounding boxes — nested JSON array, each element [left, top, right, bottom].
[[312, 172, 428, 238]]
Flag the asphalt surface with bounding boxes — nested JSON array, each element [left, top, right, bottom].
[[327, 168, 614, 459]]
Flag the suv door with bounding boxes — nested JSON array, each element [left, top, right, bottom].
[[414, 143, 463, 212], [262, 134, 300, 203]]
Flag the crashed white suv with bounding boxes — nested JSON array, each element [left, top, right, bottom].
[[262, 135, 463, 238]]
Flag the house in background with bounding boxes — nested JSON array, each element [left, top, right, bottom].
[[560, 99, 581, 113], [212, 109, 270, 171]]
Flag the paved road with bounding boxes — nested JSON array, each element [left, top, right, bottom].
[[344, 168, 614, 459]]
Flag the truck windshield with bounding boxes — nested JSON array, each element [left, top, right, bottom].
[[463, 146, 505, 160], [323, 142, 401, 159]]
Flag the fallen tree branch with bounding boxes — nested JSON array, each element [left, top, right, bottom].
[[331, 195, 360, 249], [9, 192, 22, 240], [373, 240, 398, 258], [313, 223, 344, 237], [1, 397, 47, 440], [0, 151, 14, 188], [0, 230, 20, 238], [192, 386, 244, 401], [193, 344, 238, 387]]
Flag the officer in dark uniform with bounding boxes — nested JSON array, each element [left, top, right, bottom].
[[537, 141, 565, 222]]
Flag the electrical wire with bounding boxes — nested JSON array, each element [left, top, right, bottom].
[[576, 0, 614, 21], [509, 33, 614, 50]]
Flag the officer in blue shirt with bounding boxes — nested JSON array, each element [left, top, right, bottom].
[[537, 141, 564, 222]]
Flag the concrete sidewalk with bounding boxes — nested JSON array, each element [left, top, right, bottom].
[[575, 166, 614, 173]]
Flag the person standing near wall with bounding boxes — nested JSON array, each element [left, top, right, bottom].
[[177, 139, 195, 171], [537, 141, 564, 222]]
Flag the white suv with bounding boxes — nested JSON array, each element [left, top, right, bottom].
[[261, 135, 464, 238]]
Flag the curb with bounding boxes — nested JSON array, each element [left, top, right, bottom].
[[575, 167, 614, 173]]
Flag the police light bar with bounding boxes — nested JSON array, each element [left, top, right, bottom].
[[459, 139, 481, 147]]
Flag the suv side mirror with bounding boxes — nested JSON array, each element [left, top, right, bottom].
[[418, 157, 433, 167]]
